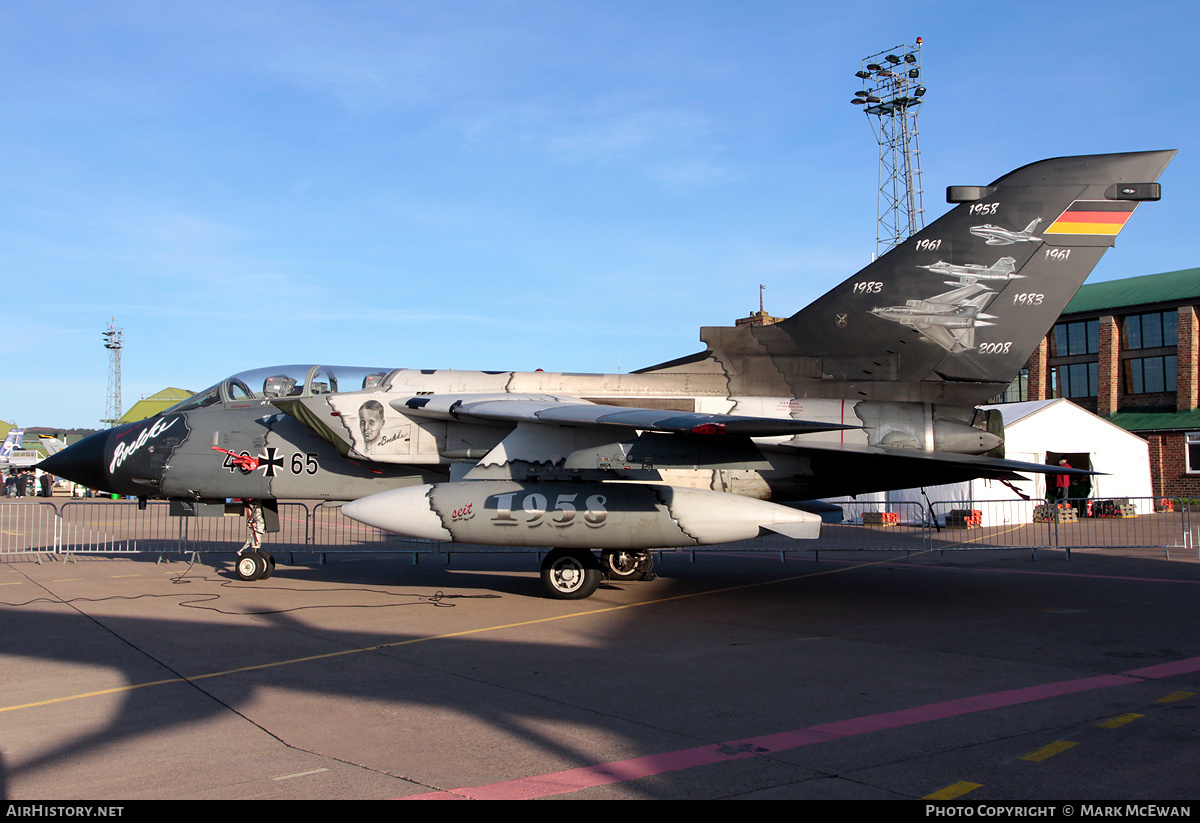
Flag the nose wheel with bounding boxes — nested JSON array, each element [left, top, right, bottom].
[[539, 548, 602, 600], [235, 550, 275, 581]]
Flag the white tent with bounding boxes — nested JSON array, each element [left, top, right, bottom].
[[829, 398, 1154, 526]]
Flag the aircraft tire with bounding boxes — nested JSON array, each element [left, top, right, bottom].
[[540, 549, 602, 600], [235, 551, 267, 582], [258, 551, 275, 580], [601, 549, 652, 581]]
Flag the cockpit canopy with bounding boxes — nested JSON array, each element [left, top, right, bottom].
[[163, 365, 398, 415]]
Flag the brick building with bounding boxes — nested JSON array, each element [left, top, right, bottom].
[[994, 267, 1200, 501]]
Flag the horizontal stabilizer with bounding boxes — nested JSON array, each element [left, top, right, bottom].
[[768, 439, 1097, 500]]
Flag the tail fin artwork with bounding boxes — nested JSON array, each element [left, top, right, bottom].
[[643, 150, 1175, 407], [0, 428, 24, 459]]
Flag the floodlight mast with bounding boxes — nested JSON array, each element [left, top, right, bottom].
[[851, 39, 926, 256], [102, 319, 123, 427]]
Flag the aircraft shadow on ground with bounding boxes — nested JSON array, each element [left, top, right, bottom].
[[3, 546, 1199, 799]]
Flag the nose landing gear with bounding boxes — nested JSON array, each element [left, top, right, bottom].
[[235, 550, 275, 581]]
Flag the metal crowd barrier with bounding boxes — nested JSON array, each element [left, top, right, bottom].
[[0, 501, 59, 557], [0, 496, 1194, 562], [918, 497, 1189, 560], [1027, 496, 1191, 560], [801, 496, 1191, 561], [804, 501, 931, 560]]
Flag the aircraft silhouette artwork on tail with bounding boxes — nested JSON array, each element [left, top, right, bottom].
[[970, 217, 1044, 245], [917, 256, 1020, 282], [41, 150, 1175, 598]]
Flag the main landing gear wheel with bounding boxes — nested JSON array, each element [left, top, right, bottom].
[[235, 550, 275, 581], [601, 549, 654, 581], [540, 548, 602, 600]]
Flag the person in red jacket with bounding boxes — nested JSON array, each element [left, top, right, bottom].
[[1055, 459, 1072, 502]]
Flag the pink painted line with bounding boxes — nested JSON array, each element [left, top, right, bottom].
[[402, 656, 1200, 800], [696, 552, 1200, 588], [917, 564, 1200, 586], [808, 555, 1200, 586], [1122, 657, 1200, 679]]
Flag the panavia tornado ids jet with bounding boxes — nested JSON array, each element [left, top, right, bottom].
[[869, 282, 999, 354], [41, 150, 1174, 599]]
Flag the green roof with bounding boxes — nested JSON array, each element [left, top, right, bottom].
[[120, 387, 194, 424], [1105, 408, 1200, 433], [1065, 267, 1200, 315]]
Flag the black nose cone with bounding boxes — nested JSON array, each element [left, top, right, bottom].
[[38, 430, 112, 492]]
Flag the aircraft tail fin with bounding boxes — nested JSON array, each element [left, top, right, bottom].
[[655, 150, 1175, 406], [0, 429, 24, 459], [37, 435, 68, 456]]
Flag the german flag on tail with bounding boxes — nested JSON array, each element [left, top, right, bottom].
[[1043, 200, 1137, 236]]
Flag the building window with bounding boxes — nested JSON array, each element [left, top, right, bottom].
[[1052, 362, 1098, 399], [991, 368, 1028, 404], [1052, 320, 1099, 356], [1188, 432, 1200, 474], [1125, 355, 1177, 394], [1124, 311, 1178, 350]]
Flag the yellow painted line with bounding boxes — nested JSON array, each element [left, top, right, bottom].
[[929, 522, 1029, 552], [1157, 691, 1195, 704], [924, 781, 982, 800], [1097, 713, 1143, 729], [1021, 740, 1077, 762], [112, 574, 141, 579], [2, 677, 188, 711], [273, 768, 331, 781], [0, 555, 898, 714]]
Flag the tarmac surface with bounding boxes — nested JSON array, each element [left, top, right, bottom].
[[2, 536, 1199, 800]]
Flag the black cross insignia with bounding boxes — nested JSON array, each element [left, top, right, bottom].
[[259, 447, 284, 477]]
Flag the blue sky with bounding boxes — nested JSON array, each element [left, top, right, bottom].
[[5, 1, 1197, 429]]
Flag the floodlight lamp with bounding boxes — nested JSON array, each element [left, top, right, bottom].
[[866, 63, 882, 71], [855, 70, 871, 79], [904, 53, 917, 63], [886, 54, 901, 64]]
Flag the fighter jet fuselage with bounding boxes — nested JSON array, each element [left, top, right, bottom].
[[40, 150, 1175, 598], [67, 363, 1008, 505]]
